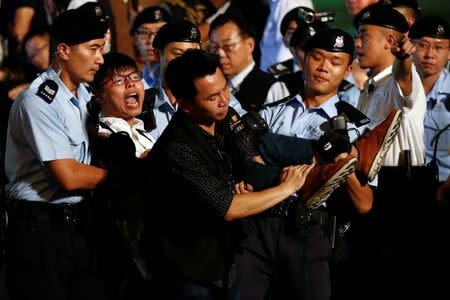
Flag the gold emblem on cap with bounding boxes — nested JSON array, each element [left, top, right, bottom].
[[334, 36, 344, 48], [437, 25, 445, 35]]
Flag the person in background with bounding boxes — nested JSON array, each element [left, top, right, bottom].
[[209, 13, 290, 111], [259, 0, 314, 72], [130, 5, 171, 89]]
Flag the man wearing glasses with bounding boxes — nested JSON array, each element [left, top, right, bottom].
[[209, 13, 290, 112], [130, 5, 171, 89], [410, 16, 450, 184], [147, 20, 246, 140]]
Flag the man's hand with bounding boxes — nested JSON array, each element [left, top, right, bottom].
[[391, 34, 416, 60], [279, 164, 314, 194], [234, 181, 253, 194]]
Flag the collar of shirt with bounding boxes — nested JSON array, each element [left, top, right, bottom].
[[98, 116, 155, 156], [372, 65, 393, 84], [306, 94, 341, 119], [364, 65, 392, 95], [143, 62, 161, 87], [154, 84, 177, 112], [229, 61, 255, 92]]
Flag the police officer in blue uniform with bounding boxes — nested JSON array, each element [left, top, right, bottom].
[[410, 16, 450, 183], [4, 6, 111, 300], [141, 20, 246, 140]]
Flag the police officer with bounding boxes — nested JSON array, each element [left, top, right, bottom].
[[130, 5, 171, 89], [410, 17, 450, 298], [144, 20, 246, 140], [355, 5, 426, 167], [409, 16, 450, 183], [4, 6, 110, 300]]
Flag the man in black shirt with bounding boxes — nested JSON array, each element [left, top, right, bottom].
[[143, 49, 357, 299]]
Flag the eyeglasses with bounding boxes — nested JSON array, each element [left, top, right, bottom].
[[103, 71, 143, 86], [414, 42, 450, 54], [136, 29, 158, 41], [209, 38, 244, 54]]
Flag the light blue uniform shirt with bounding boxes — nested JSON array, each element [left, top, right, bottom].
[[424, 69, 450, 182], [5, 68, 91, 204], [142, 62, 161, 89], [148, 84, 247, 140], [260, 94, 361, 142]]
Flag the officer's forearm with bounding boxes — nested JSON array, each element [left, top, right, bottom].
[[393, 57, 413, 97]]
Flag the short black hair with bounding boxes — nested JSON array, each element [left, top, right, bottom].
[[165, 49, 223, 102], [92, 52, 138, 91], [209, 12, 256, 39], [23, 27, 50, 48]]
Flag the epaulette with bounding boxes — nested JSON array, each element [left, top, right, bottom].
[[36, 79, 58, 104], [262, 93, 297, 109], [338, 79, 354, 92], [267, 59, 294, 76]]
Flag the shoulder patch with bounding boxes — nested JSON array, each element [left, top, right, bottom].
[[36, 79, 58, 104], [338, 79, 354, 92], [267, 59, 293, 76], [263, 94, 297, 109]]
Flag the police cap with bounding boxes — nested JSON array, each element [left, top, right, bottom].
[[357, 5, 409, 33], [130, 6, 171, 35], [382, 0, 420, 10], [304, 28, 355, 60], [409, 16, 450, 39], [49, 5, 108, 46], [280, 6, 315, 36], [290, 21, 330, 49], [152, 21, 201, 50]]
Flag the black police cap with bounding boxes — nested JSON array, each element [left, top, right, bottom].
[[49, 6, 108, 46], [357, 5, 409, 33], [130, 6, 171, 35], [382, 0, 420, 10], [280, 6, 315, 36], [152, 21, 201, 50], [290, 21, 330, 49], [304, 28, 355, 60], [409, 16, 450, 39], [77, 1, 110, 22]]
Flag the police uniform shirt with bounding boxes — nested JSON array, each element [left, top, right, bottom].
[[424, 68, 450, 181], [5, 67, 91, 203], [142, 62, 161, 89], [259, 0, 314, 72], [98, 117, 156, 157], [149, 84, 247, 140], [358, 64, 426, 166], [260, 93, 361, 143], [338, 80, 361, 108], [149, 86, 177, 140], [229, 61, 290, 105]]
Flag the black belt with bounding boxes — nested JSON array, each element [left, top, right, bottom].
[[7, 199, 86, 224], [268, 196, 328, 228]]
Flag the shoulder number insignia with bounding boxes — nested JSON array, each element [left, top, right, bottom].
[[36, 79, 58, 104]]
